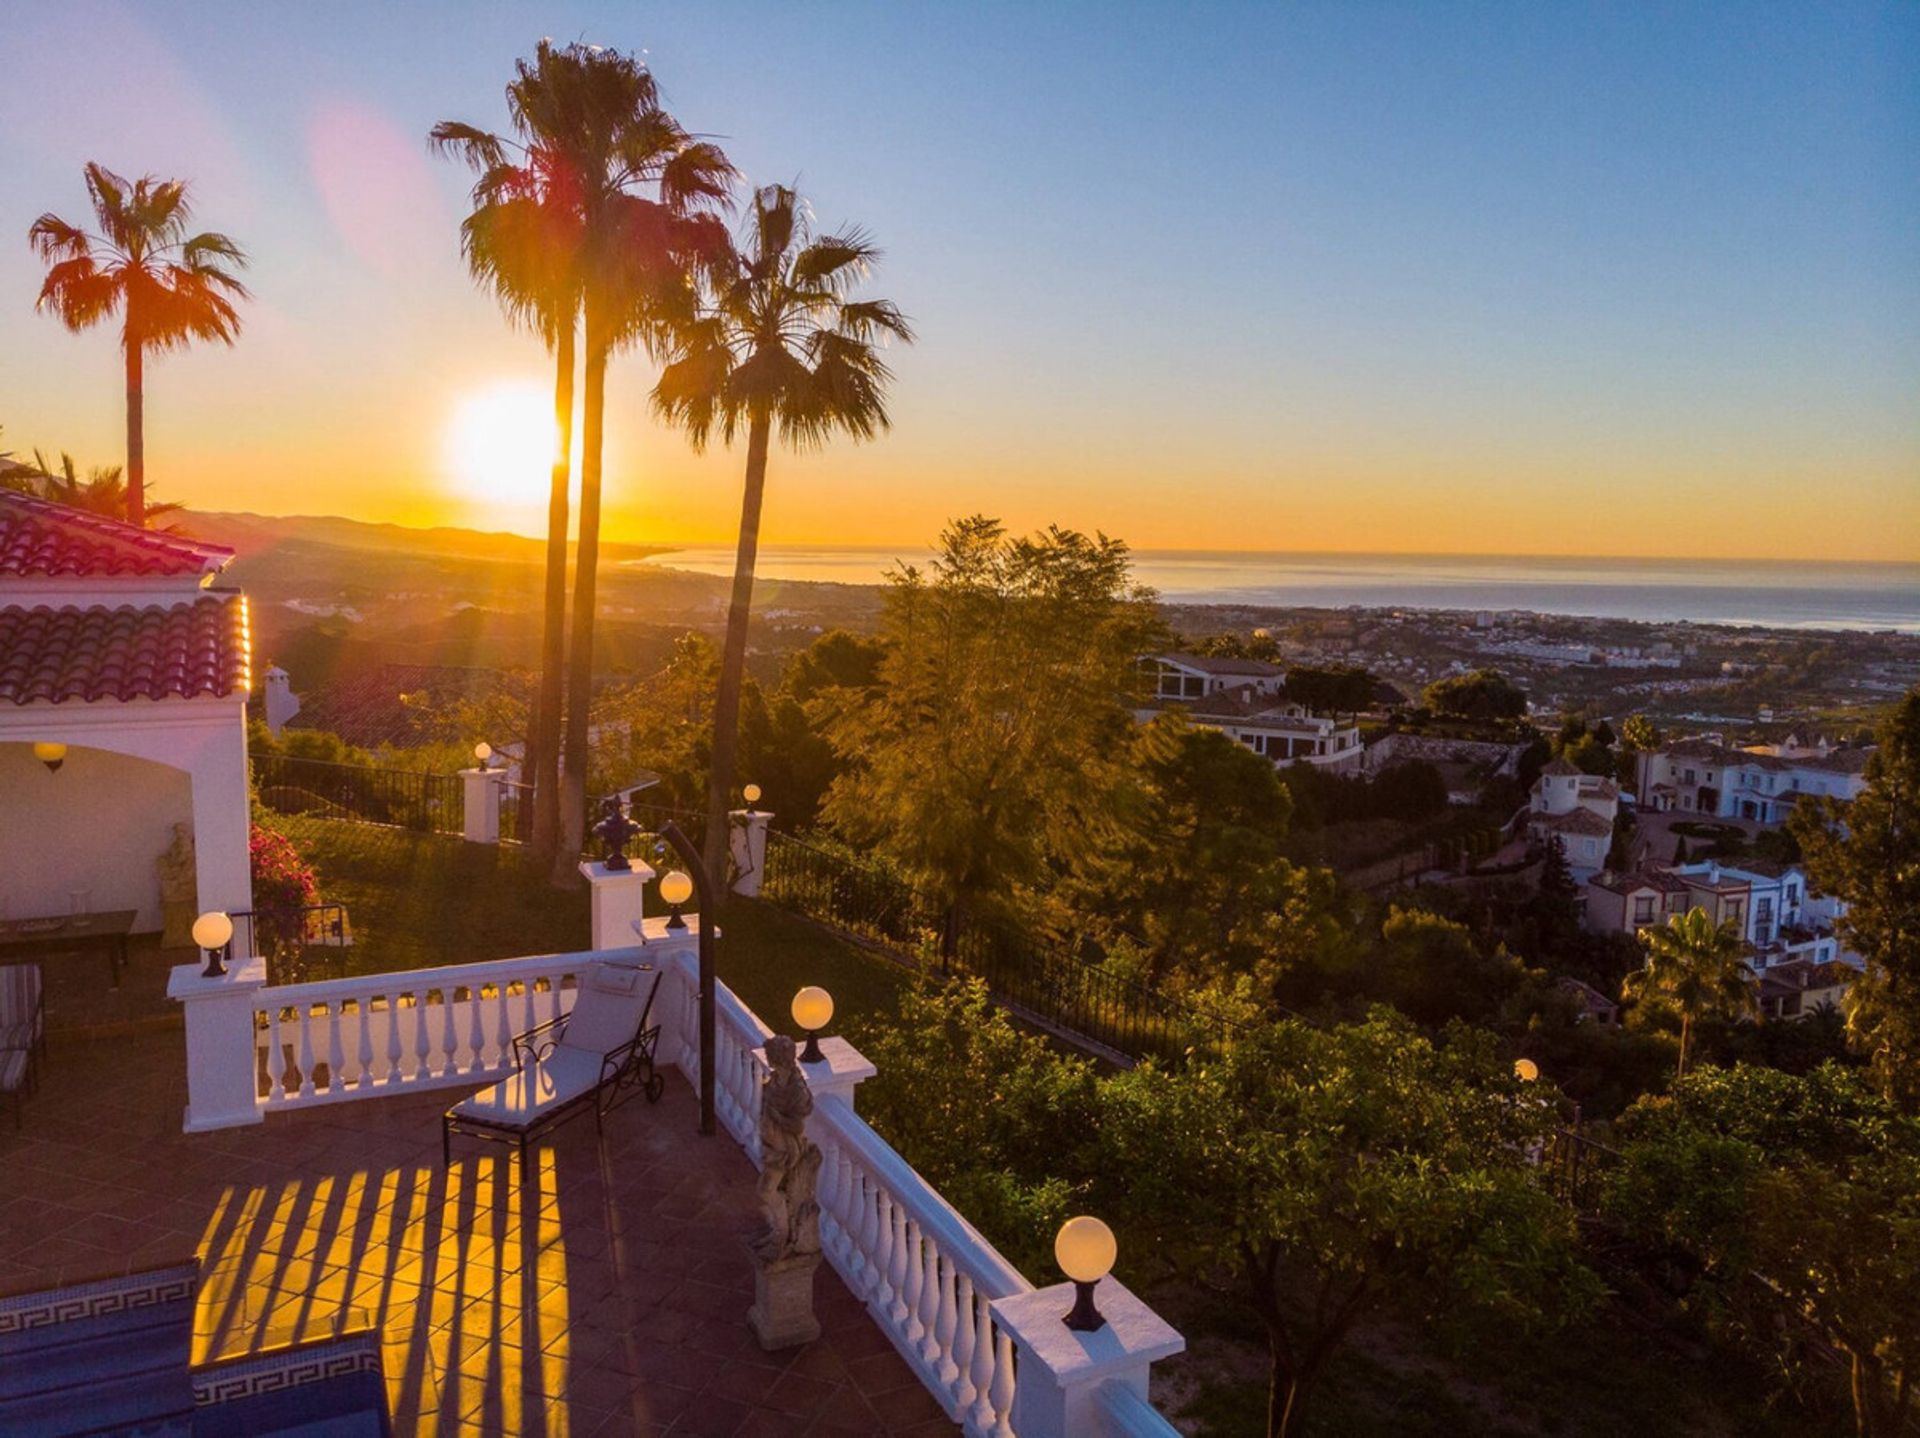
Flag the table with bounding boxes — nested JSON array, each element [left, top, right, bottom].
[[0, 910, 138, 989]]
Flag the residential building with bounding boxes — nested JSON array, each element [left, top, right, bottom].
[[1139, 652, 1362, 771], [1526, 758, 1619, 879], [1636, 735, 1872, 823]]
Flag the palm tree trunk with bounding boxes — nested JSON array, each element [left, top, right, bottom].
[[701, 409, 773, 900], [124, 340, 144, 527], [553, 305, 606, 886], [529, 318, 576, 863], [1677, 1011, 1692, 1078]]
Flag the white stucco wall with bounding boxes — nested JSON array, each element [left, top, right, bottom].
[[0, 742, 192, 931]]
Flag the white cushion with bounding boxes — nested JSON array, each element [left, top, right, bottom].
[[557, 964, 654, 1056], [449, 1048, 602, 1124]]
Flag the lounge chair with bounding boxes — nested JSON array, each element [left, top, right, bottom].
[[442, 960, 665, 1175]]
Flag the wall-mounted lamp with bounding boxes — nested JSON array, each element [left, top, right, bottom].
[[192, 910, 235, 979], [660, 870, 694, 930], [33, 741, 67, 774], [1055, 1215, 1117, 1332], [791, 986, 834, 1063]]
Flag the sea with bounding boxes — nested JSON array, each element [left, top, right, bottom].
[[628, 547, 1920, 633]]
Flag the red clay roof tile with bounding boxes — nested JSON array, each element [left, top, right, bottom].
[[0, 491, 232, 580], [0, 595, 249, 705]]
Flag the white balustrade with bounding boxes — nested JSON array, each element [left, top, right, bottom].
[[246, 943, 687, 1112]]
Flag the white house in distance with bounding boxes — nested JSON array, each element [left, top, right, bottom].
[[1140, 653, 1362, 771], [1635, 735, 1872, 824], [0, 492, 254, 932], [1526, 757, 1619, 879], [1584, 857, 1861, 1021]]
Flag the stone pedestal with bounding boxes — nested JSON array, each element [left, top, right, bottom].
[[747, 1248, 822, 1350], [992, 1276, 1186, 1438], [168, 956, 270, 1133], [579, 860, 655, 952]]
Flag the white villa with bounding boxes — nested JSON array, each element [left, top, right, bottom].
[[1635, 735, 1872, 824], [1140, 653, 1363, 771], [0, 492, 254, 932], [1584, 857, 1861, 1021], [1526, 757, 1619, 879]]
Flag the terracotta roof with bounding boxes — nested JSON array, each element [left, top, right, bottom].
[[0, 491, 231, 581], [0, 594, 249, 705], [1536, 807, 1614, 837], [1538, 758, 1583, 776]]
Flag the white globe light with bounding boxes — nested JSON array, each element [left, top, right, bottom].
[[743, 783, 762, 805], [659, 870, 694, 906], [1055, 1216, 1117, 1285], [1514, 1058, 1540, 1083], [791, 986, 834, 1033], [473, 741, 492, 763], [192, 911, 234, 951]]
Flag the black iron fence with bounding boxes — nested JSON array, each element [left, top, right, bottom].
[[253, 754, 463, 835], [231, 901, 354, 986], [761, 830, 1206, 1062], [1544, 1125, 1620, 1212], [499, 780, 535, 844]]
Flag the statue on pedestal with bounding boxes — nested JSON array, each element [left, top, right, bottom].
[[156, 822, 198, 949], [747, 1034, 824, 1349]]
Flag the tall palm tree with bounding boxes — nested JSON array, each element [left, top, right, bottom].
[[439, 41, 729, 875], [1624, 907, 1759, 1076], [431, 102, 589, 867], [655, 184, 912, 891], [29, 164, 248, 526]]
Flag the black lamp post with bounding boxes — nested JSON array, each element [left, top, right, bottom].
[[659, 821, 718, 1137]]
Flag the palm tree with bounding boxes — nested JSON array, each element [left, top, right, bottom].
[[1624, 907, 1758, 1076], [29, 164, 248, 526], [655, 184, 912, 891], [432, 101, 589, 868], [436, 44, 731, 881], [26, 449, 187, 530]]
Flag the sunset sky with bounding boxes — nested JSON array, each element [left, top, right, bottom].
[[1, 1, 1914, 561]]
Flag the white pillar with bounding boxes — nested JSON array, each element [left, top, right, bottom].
[[801, 1036, 876, 1112], [730, 809, 774, 896], [168, 956, 269, 1132], [190, 717, 254, 921], [991, 1278, 1185, 1438], [579, 859, 655, 950], [460, 768, 502, 844]]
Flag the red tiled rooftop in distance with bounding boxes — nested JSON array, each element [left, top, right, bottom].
[[0, 490, 232, 581], [0, 594, 250, 705]]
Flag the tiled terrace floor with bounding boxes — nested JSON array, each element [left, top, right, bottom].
[[0, 1029, 951, 1437]]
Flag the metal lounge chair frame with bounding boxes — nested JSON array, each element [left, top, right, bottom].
[[442, 963, 666, 1176]]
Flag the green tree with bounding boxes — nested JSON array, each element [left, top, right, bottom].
[[29, 164, 248, 526], [1423, 668, 1529, 722], [653, 183, 912, 895], [1103, 1012, 1597, 1438], [1376, 904, 1526, 1027], [1793, 690, 1920, 1109], [1624, 908, 1758, 1076], [16, 449, 186, 529], [1605, 1063, 1920, 1437], [822, 517, 1164, 952], [1284, 664, 1375, 718]]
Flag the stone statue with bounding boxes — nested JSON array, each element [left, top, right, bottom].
[[156, 822, 198, 948], [747, 1035, 824, 1349], [753, 1035, 823, 1261]]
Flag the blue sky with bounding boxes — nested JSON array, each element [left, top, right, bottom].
[[1, 1, 1914, 558]]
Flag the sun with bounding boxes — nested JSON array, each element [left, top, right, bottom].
[[443, 380, 556, 506]]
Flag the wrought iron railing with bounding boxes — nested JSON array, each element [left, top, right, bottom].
[[252, 754, 463, 835], [498, 780, 535, 844], [231, 902, 354, 986]]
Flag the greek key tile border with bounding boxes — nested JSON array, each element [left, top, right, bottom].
[[193, 1332, 382, 1406], [0, 1262, 198, 1336]]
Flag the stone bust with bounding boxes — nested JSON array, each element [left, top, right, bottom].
[[754, 1034, 823, 1262]]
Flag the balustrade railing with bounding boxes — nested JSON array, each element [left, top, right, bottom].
[[250, 950, 602, 1110]]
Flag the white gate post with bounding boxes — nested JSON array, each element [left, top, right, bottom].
[[729, 809, 773, 895], [168, 956, 269, 1132], [460, 767, 502, 844]]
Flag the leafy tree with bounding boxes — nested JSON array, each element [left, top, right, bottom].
[[1792, 689, 1920, 1109], [1283, 664, 1375, 718], [859, 978, 1099, 1275], [653, 183, 912, 895], [822, 517, 1164, 950], [1621, 714, 1660, 752], [1605, 1063, 1920, 1436], [1102, 1012, 1597, 1438], [1624, 908, 1757, 1076], [782, 629, 885, 705], [29, 164, 249, 525], [1423, 669, 1529, 722], [1591, 718, 1617, 749], [1375, 904, 1527, 1027], [12, 449, 186, 529]]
